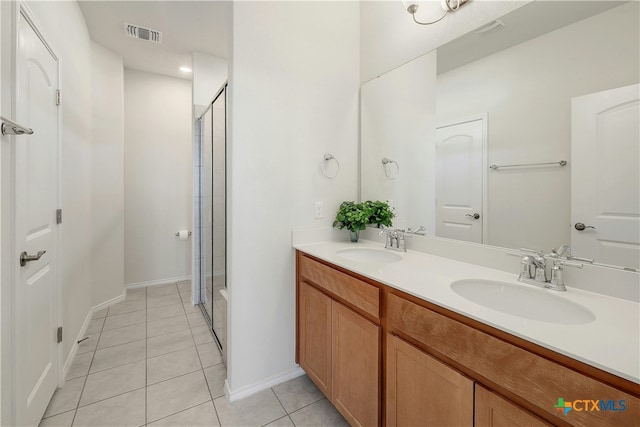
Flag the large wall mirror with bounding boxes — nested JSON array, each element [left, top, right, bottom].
[[361, 1, 639, 270]]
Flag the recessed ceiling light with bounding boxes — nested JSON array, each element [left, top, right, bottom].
[[179, 66, 192, 73]]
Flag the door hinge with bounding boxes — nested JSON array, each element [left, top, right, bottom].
[[56, 209, 62, 224], [57, 327, 63, 343], [56, 90, 61, 106]]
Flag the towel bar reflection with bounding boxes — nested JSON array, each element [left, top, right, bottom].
[[490, 160, 567, 171], [1, 116, 33, 136]]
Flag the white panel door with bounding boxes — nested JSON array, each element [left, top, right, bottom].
[[14, 11, 60, 426], [435, 119, 484, 243], [571, 84, 640, 269]]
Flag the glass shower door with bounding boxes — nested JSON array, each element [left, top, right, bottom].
[[198, 85, 227, 354], [210, 88, 227, 352], [200, 107, 214, 322]]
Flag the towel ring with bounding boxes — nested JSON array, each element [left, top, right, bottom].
[[320, 153, 340, 179], [382, 157, 399, 180]]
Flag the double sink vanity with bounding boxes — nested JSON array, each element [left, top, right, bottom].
[[293, 238, 639, 427]]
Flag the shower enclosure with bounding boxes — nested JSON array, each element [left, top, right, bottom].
[[198, 84, 227, 361]]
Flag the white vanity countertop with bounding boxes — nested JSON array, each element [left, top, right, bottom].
[[293, 240, 640, 384]]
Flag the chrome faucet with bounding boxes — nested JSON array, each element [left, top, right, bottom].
[[508, 247, 583, 291], [380, 229, 408, 252]]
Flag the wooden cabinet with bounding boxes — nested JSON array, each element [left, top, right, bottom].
[[386, 290, 640, 427], [386, 333, 473, 427], [297, 253, 381, 427], [295, 251, 640, 427], [298, 281, 332, 397], [332, 302, 380, 427], [475, 384, 552, 427]]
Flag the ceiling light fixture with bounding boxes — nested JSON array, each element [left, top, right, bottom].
[[179, 66, 192, 73], [404, 0, 469, 26]]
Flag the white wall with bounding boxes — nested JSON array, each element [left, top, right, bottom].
[[193, 52, 227, 117], [361, 51, 437, 232], [228, 1, 360, 398], [437, 2, 639, 251], [91, 42, 125, 305], [124, 69, 193, 286], [360, 0, 529, 83]]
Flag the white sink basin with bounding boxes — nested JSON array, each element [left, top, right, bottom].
[[336, 247, 403, 264], [450, 279, 595, 325]]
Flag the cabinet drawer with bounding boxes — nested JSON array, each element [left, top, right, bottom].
[[299, 255, 380, 320], [387, 292, 639, 427]]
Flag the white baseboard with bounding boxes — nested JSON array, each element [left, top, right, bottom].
[[61, 291, 126, 382], [126, 275, 192, 289], [226, 367, 305, 402]]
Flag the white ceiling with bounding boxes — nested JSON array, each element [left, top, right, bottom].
[[79, 1, 230, 80]]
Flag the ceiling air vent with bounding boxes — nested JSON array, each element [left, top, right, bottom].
[[125, 23, 162, 43]]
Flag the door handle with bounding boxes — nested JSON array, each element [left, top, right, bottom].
[[20, 250, 46, 267], [466, 213, 480, 220], [574, 223, 596, 231]]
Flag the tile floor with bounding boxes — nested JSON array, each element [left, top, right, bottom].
[[38, 281, 348, 427]]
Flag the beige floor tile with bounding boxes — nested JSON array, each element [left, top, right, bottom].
[[264, 415, 295, 427], [85, 318, 105, 335], [43, 377, 85, 418], [177, 280, 191, 292], [97, 323, 146, 349], [147, 315, 189, 338], [187, 312, 207, 328], [148, 293, 182, 309], [203, 364, 226, 399], [147, 347, 201, 385], [272, 375, 324, 414], [92, 308, 108, 320], [125, 287, 146, 301], [179, 290, 193, 303], [107, 299, 145, 316], [196, 342, 222, 368], [90, 339, 146, 373], [147, 329, 195, 358], [147, 283, 179, 297], [79, 360, 146, 407], [76, 335, 99, 355], [73, 388, 145, 427], [66, 352, 93, 380], [289, 398, 348, 427], [147, 303, 185, 322], [183, 302, 200, 314], [148, 401, 219, 427], [191, 325, 215, 345], [102, 310, 146, 331], [147, 371, 211, 423], [213, 389, 286, 427], [39, 410, 75, 427]]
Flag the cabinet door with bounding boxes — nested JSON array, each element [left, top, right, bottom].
[[386, 334, 473, 427], [332, 301, 380, 427], [299, 281, 332, 397], [475, 385, 552, 427]]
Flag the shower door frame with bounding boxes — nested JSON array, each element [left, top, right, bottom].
[[197, 82, 227, 352]]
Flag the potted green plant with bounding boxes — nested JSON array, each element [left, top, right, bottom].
[[333, 200, 395, 242], [333, 201, 370, 242], [364, 200, 394, 228]]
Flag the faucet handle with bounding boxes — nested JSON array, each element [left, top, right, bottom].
[[519, 247, 545, 257], [552, 258, 583, 269]]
